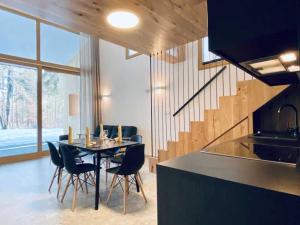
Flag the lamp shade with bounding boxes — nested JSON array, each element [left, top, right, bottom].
[[69, 94, 79, 116]]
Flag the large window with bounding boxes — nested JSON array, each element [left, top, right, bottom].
[[42, 71, 80, 150], [198, 37, 228, 70], [202, 37, 221, 64], [0, 62, 37, 157], [0, 7, 81, 160], [41, 23, 80, 67], [0, 9, 36, 59]]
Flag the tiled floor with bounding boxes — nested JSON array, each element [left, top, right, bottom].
[[0, 156, 157, 225]]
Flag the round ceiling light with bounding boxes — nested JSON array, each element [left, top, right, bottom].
[[107, 11, 139, 29]]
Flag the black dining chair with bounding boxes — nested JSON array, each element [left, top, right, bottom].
[[59, 134, 89, 159], [110, 135, 144, 185], [48, 142, 64, 199], [111, 135, 142, 164], [60, 144, 98, 211], [106, 144, 147, 214]]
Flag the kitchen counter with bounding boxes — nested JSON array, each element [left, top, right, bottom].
[[157, 136, 300, 225]]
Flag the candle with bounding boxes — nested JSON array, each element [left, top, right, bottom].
[[86, 127, 91, 146], [118, 125, 122, 143], [100, 124, 104, 137], [68, 126, 73, 144]]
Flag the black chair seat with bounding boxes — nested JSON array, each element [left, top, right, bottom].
[[111, 155, 124, 164], [75, 150, 89, 158], [101, 149, 117, 158], [76, 163, 98, 174], [106, 166, 121, 174]]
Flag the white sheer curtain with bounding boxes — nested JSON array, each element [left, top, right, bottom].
[[80, 33, 101, 133]]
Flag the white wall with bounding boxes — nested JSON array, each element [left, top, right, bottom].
[[99, 39, 254, 157], [100, 40, 152, 155]]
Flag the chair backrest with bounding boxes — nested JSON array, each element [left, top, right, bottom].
[[59, 134, 68, 141], [94, 125, 138, 139], [130, 135, 142, 143], [47, 142, 63, 168], [118, 144, 145, 175], [60, 144, 79, 174], [122, 126, 137, 138]]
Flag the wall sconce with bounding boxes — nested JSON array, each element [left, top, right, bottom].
[[69, 93, 79, 116], [100, 94, 112, 100], [146, 86, 167, 93]]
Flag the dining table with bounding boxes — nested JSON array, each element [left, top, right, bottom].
[[58, 138, 138, 210]]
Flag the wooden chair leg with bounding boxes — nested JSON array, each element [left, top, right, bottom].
[[137, 171, 143, 184], [87, 172, 96, 186], [84, 173, 88, 194], [106, 174, 117, 204], [72, 175, 79, 211], [56, 168, 63, 199], [61, 174, 72, 203], [105, 159, 110, 185], [78, 176, 84, 192], [123, 176, 129, 214], [48, 167, 58, 192], [136, 174, 147, 203]]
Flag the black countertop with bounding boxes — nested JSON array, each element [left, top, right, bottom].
[[204, 136, 300, 164], [158, 136, 300, 197]]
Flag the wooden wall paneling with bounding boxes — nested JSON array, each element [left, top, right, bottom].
[[158, 149, 168, 162], [207, 118, 249, 148], [167, 141, 177, 159]]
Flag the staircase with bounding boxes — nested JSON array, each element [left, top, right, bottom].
[[149, 79, 288, 172]]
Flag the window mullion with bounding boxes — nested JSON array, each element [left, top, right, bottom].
[[37, 65, 42, 152], [36, 20, 41, 62]]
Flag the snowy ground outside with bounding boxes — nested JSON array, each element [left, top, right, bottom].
[[0, 128, 63, 157]]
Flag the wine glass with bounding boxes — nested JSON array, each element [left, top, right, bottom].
[[103, 130, 109, 139]]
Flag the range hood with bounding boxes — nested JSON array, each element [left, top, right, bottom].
[[207, 0, 300, 86]]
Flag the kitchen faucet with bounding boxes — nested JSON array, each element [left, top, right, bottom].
[[278, 104, 299, 137]]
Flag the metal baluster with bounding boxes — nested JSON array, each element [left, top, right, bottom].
[[164, 51, 168, 148], [198, 40, 201, 120], [178, 46, 181, 134], [192, 41, 195, 121], [229, 63, 232, 96], [183, 44, 186, 131], [150, 54, 154, 157], [168, 49, 172, 141], [187, 42, 191, 125], [203, 40, 206, 112], [236, 65, 238, 82], [209, 61, 212, 109], [161, 51, 164, 150], [157, 52, 161, 151], [153, 53, 157, 157], [173, 48, 176, 141], [215, 64, 218, 108], [222, 59, 225, 96]]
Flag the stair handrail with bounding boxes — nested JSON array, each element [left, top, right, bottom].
[[173, 66, 227, 117]]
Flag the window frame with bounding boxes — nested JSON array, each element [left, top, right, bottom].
[[125, 48, 142, 60], [0, 6, 80, 163], [198, 38, 228, 70]]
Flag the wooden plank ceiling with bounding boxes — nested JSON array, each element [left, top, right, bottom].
[[0, 0, 207, 54]]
